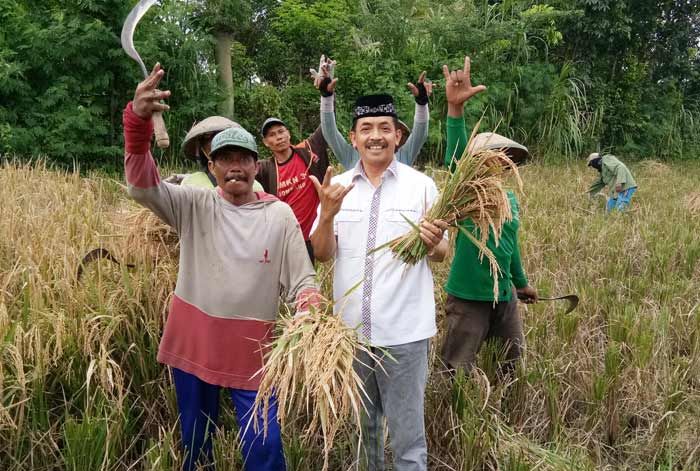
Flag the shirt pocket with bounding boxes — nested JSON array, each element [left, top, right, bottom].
[[380, 208, 421, 244], [335, 209, 364, 258]]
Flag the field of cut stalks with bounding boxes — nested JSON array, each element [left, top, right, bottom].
[[1, 159, 699, 470]]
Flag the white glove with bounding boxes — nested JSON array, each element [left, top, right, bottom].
[[310, 54, 336, 89]]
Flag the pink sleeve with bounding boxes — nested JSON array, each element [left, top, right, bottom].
[[123, 102, 160, 189]]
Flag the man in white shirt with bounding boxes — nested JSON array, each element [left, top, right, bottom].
[[310, 94, 448, 471]]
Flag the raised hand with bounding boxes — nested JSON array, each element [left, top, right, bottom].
[[132, 63, 171, 119], [310, 55, 338, 96], [309, 167, 354, 219], [310, 54, 328, 87], [407, 71, 433, 105], [442, 56, 486, 107]]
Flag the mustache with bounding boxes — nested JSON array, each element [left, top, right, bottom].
[[365, 139, 387, 147], [224, 172, 247, 182]]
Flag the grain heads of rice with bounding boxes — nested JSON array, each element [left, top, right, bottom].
[[381, 130, 522, 299], [253, 298, 380, 471]]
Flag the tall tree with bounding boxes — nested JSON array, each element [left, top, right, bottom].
[[194, 0, 276, 119]]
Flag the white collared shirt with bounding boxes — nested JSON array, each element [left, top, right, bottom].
[[311, 159, 443, 346]]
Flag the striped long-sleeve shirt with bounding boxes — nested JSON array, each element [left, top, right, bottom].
[[320, 96, 429, 169], [123, 103, 319, 389]]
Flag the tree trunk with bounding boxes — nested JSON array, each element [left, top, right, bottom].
[[214, 31, 234, 118]]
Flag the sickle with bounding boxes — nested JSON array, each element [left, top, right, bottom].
[[518, 293, 579, 314], [76, 248, 136, 281], [121, 0, 170, 148]]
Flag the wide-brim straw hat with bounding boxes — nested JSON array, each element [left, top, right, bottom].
[[467, 132, 530, 165], [182, 116, 240, 160], [397, 120, 410, 149], [586, 152, 601, 165]]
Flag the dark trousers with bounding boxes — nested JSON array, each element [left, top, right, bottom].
[[440, 293, 523, 374], [172, 368, 286, 471]]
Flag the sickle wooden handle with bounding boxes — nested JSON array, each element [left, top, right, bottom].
[[153, 111, 170, 148]]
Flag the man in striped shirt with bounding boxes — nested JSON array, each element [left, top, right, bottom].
[[124, 64, 319, 471], [311, 93, 448, 471]]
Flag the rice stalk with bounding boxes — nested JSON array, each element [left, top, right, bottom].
[[640, 160, 672, 177], [253, 299, 378, 471], [4, 159, 700, 469], [380, 127, 521, 299], [118, 207, 179, 261], [684, 192, 700, 215]]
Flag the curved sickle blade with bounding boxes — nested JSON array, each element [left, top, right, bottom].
[[121, 0, 159, 78], [518, 293, 580, 314], [549, 295, 579, 315]]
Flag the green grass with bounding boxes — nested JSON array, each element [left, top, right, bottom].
[[1, 159, 699, 469]]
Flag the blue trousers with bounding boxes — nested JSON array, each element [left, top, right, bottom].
[[606, 187, 637, 212], [172, 368, 286, 471]]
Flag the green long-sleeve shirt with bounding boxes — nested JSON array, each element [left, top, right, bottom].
[[587, 154, 637, 198], [443, 116, 528, 302]]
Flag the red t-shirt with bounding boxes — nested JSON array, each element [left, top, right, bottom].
[[276, 149, 319, 240]]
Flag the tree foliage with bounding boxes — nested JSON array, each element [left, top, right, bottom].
[[0, 0, 698, 167]]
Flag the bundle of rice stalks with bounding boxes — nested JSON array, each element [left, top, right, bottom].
[[640, 159, 671, 176], [114, 206, 179, 261], [380, 129, 521, 298], [253, 300, 377, 471], [685, 192, 700, 215], [77, 205, 179, 282]]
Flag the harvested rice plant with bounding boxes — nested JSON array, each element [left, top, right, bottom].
[[1, 159, 698, 470]]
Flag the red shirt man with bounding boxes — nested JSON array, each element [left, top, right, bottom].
[[256, 118, 329, 261]]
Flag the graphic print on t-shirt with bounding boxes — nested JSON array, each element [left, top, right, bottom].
[[276, 150, 320, 240]]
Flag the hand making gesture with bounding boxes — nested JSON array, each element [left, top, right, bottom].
[[442, 56, 486, 116], [310, 54, 338, 97], [407, 71, 433, 105], [132, 63, 171, 119], [309, 167, 354, 220]]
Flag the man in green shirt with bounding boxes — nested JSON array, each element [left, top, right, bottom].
[[440, 57, 538, 376], [586, 153, 637, 212]]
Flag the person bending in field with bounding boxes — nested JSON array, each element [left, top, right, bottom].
[[586, 152, 638, 212], [310, 93, 449, 471], [440, 56, 538, 378], [312, 54, 431, 168], [123, 64, 319, 471]]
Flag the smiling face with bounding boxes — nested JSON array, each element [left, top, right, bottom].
[[208, 147, 258, 197], [350, 116, 401, 168], [262, 124, 291, 153]]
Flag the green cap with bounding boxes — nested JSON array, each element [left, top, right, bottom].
[[210, 126, 258, 160]]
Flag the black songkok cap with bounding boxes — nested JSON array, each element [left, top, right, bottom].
[[353, 94, 397, 122]]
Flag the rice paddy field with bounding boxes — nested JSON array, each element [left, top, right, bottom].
[[1, 159, 699, 470]]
